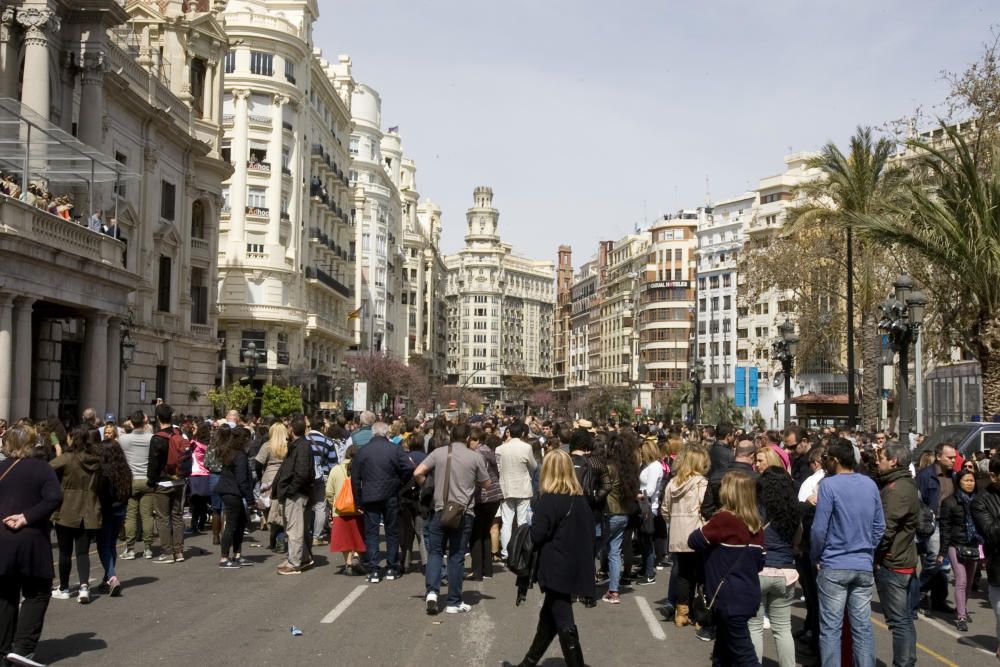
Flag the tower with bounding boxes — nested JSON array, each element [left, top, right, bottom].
[[465, 185, 500, 245]]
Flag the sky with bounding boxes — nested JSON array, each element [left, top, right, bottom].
[[316, 0, 997, 268]]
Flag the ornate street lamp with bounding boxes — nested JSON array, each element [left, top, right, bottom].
[[244, 341, 259, 417], [690, 358, 705, 424], [772, 318, 800, 427], [880, 274, 926, 436], [119, 314, 136, 419]]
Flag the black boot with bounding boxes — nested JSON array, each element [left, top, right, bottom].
[[511, 614, 557, 667], [558, 625, 584, 667]]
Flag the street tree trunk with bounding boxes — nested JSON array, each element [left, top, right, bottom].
[[859, 307, 881, 431], [977, 316, 1000, 419]]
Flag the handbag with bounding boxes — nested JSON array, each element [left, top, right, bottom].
[[638, 496, 655, 535], [690, 544, 750, 627], [334, 467, 359, 515], [956, 544, 981, 562], [440, 445, 466, 530]]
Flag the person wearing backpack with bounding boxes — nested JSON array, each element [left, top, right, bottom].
[[568, 425, 610, 600], [146, 403, 189, 564]]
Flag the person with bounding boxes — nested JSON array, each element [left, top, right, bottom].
[[399, 431, 429, 575], [569, 426, 611, 591], [971, 457, 1000, 660], [325, 445, 365, 575], [662, 446, 709, 626], [602, 430, 641, 604], [256, 422, 289, 552], [50, 426, 103, 602], [753, 446, 784, 474], [688, 470, 766, 667], [96, 439, 132, 597], [213, 427, 254, 569], [118, 410, 154, 560], [495, 421, 537, 559], [351, 421, 414, 583], [273, 416, 315, 575], [187, 421, 212, 535], [873, 442, 921, 666], [748, 467, 801, 667], [811, 437, 885, 667], [147, 403, 186, 563], [413, 422, 490, 615], [306, 414, 337, 547], [503, 450, 593, 667], [346, 411, 376, 449], [939, 468, 983, 632], [0, 426, 63, 667], [703, 439, 757, 519], [635, 437, 664, 586], [916, 441, 958, 614], [469, 427, 503, 581]]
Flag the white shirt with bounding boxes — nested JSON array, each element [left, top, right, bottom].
[[639, 461, 664, 513], [797, 467, 825, 503], [495, 437, 537, 499]]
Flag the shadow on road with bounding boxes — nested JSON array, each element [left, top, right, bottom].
[[38, 632, 107, 663], [117, 575, 157, 589]]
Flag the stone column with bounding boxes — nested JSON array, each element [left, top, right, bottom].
[[0, 8, 18, 99], [81, 312, 109, 415], [16, 7, 59, 120], [267, 95, 287, 246], [0, 293, 14, 420], [228, 89, 250, 258], [11, 297, 35, 419], [78, 51, 106, 149], [106, 316, 121, 420]]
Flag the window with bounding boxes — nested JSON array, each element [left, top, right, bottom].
[[190, 57, 207, 118], [674, 249, 682, 261], [246, 243, 264, 254], [250, 51, 273, 76], [723, 295, 731, 310], [247, 188, 266, 210], [191, 200, 205, 239], [160, 180, 176, 221], [349, 136, 359, 156], [155, 365, 167, 401], [284, 59, 296, 84], [224, 50, 236, 74], [190, 267, 208, 324], [113, 151, 128, 198], [276, 333, 289, 364], [240, 330, 266, 362], [722, 273, 732, 288], [157, 255, 172, 312]]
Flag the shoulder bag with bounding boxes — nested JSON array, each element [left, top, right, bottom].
[[440, 445, 466, 530]]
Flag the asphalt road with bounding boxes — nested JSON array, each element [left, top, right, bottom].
[[34, 527, 997, 666]]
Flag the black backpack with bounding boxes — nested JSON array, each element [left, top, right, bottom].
[[572, 455, 599, 508], [505, 523, 536, 577], [916, 502, 936, 541]]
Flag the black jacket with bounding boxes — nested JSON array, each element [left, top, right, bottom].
[[0, 457, 62, 578], [875, 467, 920, 570], [972, 484, 1000, 585], [702, 460, 756, 520], [707, 440, 733, 483], [531, 493, 595, 598], [215, 451, 254, 504], [940, 493, 977, 550], [273, 437, 314, 500], [352, 435, 413, 505], [146, 426, 174, 487]]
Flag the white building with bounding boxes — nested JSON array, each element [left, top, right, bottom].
[[0, 0, 230, 421], [445, 186, 555, 403], [568, 258, 600, 391], [217, 0, 357, 409], [405, 197, 448, 378]]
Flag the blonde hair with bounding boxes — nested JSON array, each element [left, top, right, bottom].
[[673, 446, 709, 485], [755, 447, 784, 471], [1, 425, 36, 459], [268, 422, 289, 460], [641, 438, 661, 466], [539, 449, 583, 496], [719, 470, 762, 533]]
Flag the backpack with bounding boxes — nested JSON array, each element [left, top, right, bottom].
[[159, 427, 193, 479], [505, 523, 536, 577], [572, 454, 598, 507], [334, 466, 359, 515], [916, 502, 936, 541]]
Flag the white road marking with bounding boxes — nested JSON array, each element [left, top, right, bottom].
[[916, 613, 995, 656], [635, 596, 666, 641], [321, 585, 368, 624]]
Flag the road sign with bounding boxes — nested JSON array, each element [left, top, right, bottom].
[[449, 399, 457, 408], [634, 407, 642, 414], [610, 410, 618, 417]]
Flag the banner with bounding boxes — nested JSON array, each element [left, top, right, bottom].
[[353, 381, 368, 411], [749, 367, 759, 408], [735, 367, 746, 407]]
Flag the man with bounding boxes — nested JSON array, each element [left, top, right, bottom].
[[120, 410, 155, 560], [88, 209, 102, 232], [81, 408, 99, 433], [495, 421, 537, 558], [875, 443, 921, 667], [764, 430, 790, 470], [306, 414, 337, 546], [915, 441, 958, 613], [347, 410, 376, 449], [971, 457, 1000, 662], [273, 416, 315, 575], [224, 409, 240, 429], [351, 421, 414, 583], [811, 438, 885, 667], [797, 445, 826, 503], [413, 422, 490, 615], [795, 445, 826, 653], [146, 403, 187, 563], [702, 439, 756, 519]]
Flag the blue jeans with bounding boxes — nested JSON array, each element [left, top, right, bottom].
[[639, 531, 656, 578], [362, 496, 400, 573], [425, 511, 474, 606], [606, 514, 629, 593], [817, 568, 876, 667], [874, 568, 919, 667], [98, 505, 126, 581]]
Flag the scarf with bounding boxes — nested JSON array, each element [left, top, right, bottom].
[[956, 489, 983, 545]]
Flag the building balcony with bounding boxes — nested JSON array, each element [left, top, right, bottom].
[[190, 237, 210, 261], [305, 265, 352, 299], [248, 113, 272, 129]]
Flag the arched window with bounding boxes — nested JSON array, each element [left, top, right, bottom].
[[191, 200, 205, 239]]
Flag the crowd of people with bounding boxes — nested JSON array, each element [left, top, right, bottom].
[[1, 172, 123, 239], [1, 405, 998, 667]]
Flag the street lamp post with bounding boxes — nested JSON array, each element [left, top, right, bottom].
[[119, 315, 136, 421], [879, 274, 926, 438], [690, 359, 705, 424], [772, 318, 800, 427], [244, 341, 259, 418]]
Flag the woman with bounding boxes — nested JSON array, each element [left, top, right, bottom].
[[661, 446, 709, 626], [485, 434, 506, 562], [637, 437, 664, 585], [255, 422, 289, 552], [96, 440, 132, 598], [602, 431, 641, 604], [325, 445, 365, 574], [689, 470, 766, 667], [102, 422, 118, 444], [754, 446, 785, 474], [213, 427, 254, 568], [940, 469, 983, 631], [188, 421, 212, 535], [0, 426, 62, 666], [504, 450, 593, 667], [399, 431, 427, 574], [748, 467, 801, 667], [205, 424, 229, 546], [50, 425, 103, 603], [470, 427, 503, 581]]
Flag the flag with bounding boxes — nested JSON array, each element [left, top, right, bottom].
[[387, 125, 399, 133], [347, 307, 362, 320]]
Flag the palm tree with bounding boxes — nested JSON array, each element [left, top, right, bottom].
[[786, 126, 909, 429], [846, 125, 1000, 418]]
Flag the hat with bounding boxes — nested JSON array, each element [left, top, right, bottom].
[[104, 412, 116, 423], [575, 419, 597, 434]]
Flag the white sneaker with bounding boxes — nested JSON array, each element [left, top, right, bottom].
[[50, 588, 71, 600], [4, 651, 46, 667], [445, 602, 472, 614], [425, 592, 438, 615], [77, 585, 90, 604]]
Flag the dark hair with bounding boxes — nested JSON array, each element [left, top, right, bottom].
[[154, 403, 173, 426], [130, 410, 147, 427], [569, 428, 594, 453], [101, 441, 133, 504], [758, 467, 801, 543], [882, 443, 911, 469], [194, 421, 211, 443], [716, 424, 734, 440], [451, 422, 471, 443], [290, 415, 307, 437], [217, 426, 249, 465], [990, 456, 1000, 476], [507, 421, 527, 439], [955, 468, 977, 489], [827, 438, 856, 470], [68, 425, 101, 456], [934, 441, 955, 457], [609, 431, 640, 502], [702, 425, 716, 438], [469, 427, 483, 443], [808, 446, 826, 465], [344, 444, 358, 461], [783, 424, 804, 442], [484, 434, 502, 451]]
